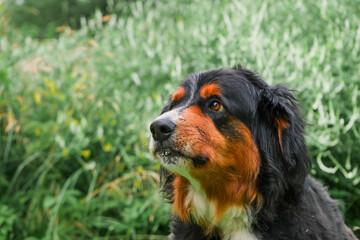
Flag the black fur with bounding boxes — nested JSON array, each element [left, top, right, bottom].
[[157, 66, 357, 240]]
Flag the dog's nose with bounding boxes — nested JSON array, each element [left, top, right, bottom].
[[150, 119, 176, 142]]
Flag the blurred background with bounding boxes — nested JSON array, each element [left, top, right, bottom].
[[0, 0, 359, 239]]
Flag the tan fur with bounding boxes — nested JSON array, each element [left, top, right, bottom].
[[185, 185, 258, 240]]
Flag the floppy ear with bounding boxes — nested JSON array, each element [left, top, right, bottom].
[[259, 85, 297, 166], [257, 85, 311, 182]]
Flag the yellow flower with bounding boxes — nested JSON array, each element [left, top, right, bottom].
[[34, 128, 41, 136], [119, 163, 125, 172], [44, 78, 57, 95], [72, 120, 80, 126], [153, 93, 158, 101], [103, 142, 111, 152], [73, 82, 82, 91], [136, 166, 143, 173], [61, 148, 69, 157], [81, 73, 88, 82], [33, 92, 42, 104], [101, 112, 112, 123], [70, 72, 76, 79], [80, 149, 91, 158], [21, 104, 27, 112], [53, 124, 60, 131]]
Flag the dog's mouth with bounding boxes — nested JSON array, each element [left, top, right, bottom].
[[153, 143, 209, 167], [155, 146, 185, 165]]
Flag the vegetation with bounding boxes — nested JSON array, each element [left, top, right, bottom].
[[0, 0, 359, 239]]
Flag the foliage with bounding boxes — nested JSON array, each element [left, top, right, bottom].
[[5, 0, 108, 38], [0, 0, 359, 239], [0, 204, 17, 239]]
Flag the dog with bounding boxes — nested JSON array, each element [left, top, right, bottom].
[[149, 66, 357, 240]]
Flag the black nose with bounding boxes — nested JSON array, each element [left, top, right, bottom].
[[150, 119, 176, 142]]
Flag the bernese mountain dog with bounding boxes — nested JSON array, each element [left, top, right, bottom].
[[149, 66, 357, 240]]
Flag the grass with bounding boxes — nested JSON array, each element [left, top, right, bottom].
[[0, 0, 359, 239]]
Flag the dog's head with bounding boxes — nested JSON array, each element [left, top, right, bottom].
[[149, 66, 311, 223]]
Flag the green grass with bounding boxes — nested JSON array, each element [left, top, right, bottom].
[[0, 0, 359, 239]]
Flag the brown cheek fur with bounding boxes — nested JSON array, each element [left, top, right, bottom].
[[200, 83, 221, 98], [172, 105, 261, 223], [173, 175, 191, 222], [171, 87, 186, 101]]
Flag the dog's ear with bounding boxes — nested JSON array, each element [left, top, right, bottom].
[[259, 86, 297, 165], [257, 85, 311, 184]]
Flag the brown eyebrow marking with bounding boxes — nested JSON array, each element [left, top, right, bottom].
[[200, 83, 221, 98], [171, 86, 186, 101]]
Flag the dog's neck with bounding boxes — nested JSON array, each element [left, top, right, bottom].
[[173, 175, 258, 239]]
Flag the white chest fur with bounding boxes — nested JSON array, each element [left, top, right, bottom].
[[185, 186, 258, 240]]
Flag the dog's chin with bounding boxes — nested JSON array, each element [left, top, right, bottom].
[[158, 150, 204, 191], [155, 149, 189, 168], [151, 142, 206, 191], [150, 138, 209, 171]]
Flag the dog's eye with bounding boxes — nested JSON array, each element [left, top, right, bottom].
[[209, 100, 223, 111]]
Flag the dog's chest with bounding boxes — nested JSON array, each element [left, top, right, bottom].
[[185, 186, 258, 240]]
